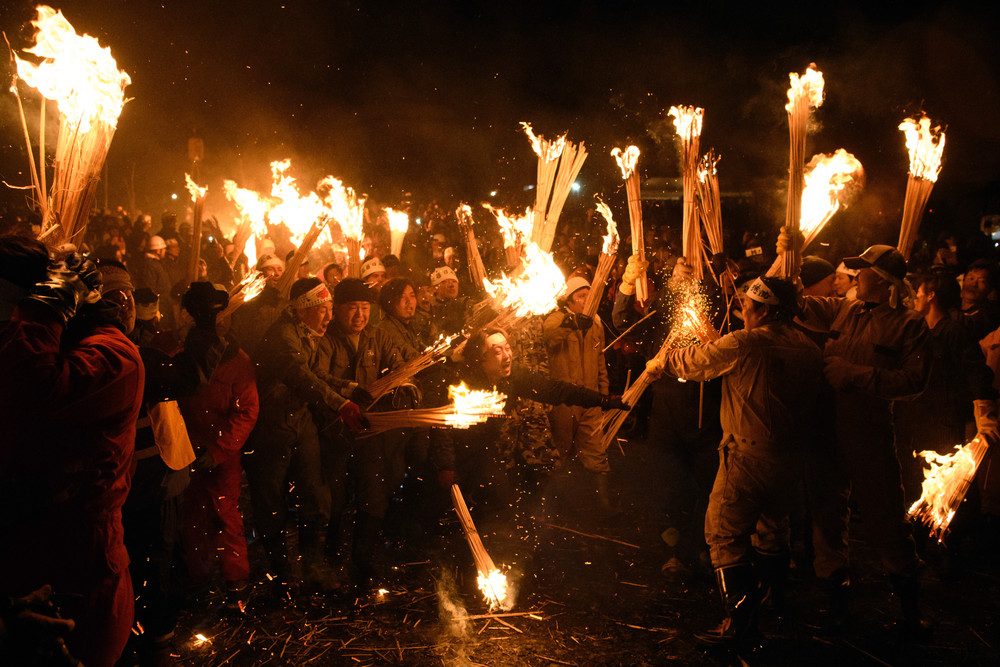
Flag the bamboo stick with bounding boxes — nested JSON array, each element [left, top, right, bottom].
[[277, 218, 326, 297], [781, 65, 824, 278], [669, 106, 705, 281], [456, 204, 488, 288], [542, 140, 588, 252], [897, 115, 944, 261]]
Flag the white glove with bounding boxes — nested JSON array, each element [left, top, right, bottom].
[[974, 399, 999, 446]]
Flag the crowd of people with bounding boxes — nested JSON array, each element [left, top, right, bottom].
[[2, 200, 1000, 665]]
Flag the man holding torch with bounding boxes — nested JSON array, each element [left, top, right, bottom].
[[647, 277, 823, 652]]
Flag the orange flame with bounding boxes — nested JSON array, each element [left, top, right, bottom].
[[483, 242, 565, 318], [520, 122, 566, 162], [899, 115, 945, 182], [445, 382, 507, 428], [668, 106, 704, 140], [594, 199, 620, 255], [785, 65, 824, 113], [385, 208, 409, 233], [321, 176, 366, 242], [484, 204, 533, 249], [610, 145, 640, 180], [14, 5, 131, 133], [268, 160, 330, 247], [908, 436, 987, 541], [799, 150, 864, 237], [477, 568, 511, 611], [185, 174, 207, 202]]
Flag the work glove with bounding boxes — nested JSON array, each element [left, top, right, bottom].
[[619, 254, 648, 296], [671, 257, 694, 283], [599, 394, 629, 411], [339, 401, 368, 431], [192, 451, 217, 471], [24, 257, 94, 324], [973, 399, 1000, 447], [645, 355, 666, 378], [182, 282, 229, 331], [63, 253, 103, 304], [350, 386, 375, 407], [823, 356, 868, 390], [575, 313, 594, 331], [775, 225, 804, 256], [437, 469, 456, 489]]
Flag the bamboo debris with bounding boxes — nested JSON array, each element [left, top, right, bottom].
[[908, 436, 988, 542], [13, 7, 131, 248], [277, 218, 326, 297], [451, 484, 509, 610], [781, 65, 825, 278], [583, 200, 620, 318], [456, 204, 488, 288], [897, 115, 945, 261], [669, 106, 705, 281], [611, 146, 648, 302], [366, 337, 455, 404]]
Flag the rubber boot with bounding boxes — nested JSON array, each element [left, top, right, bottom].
[[351, 512, 383, 587], [890, 573, 933, 643], [593, 471, 620, 519], [754, 550, 789, 616], [695, 564, 760, 648], [299, 523, 330, 592], [261, 534, 296, 600], [824, 566, 850, 631]]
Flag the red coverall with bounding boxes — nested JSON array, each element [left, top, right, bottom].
[[0, 305, 144, 667], [179, 343, 259, 585]]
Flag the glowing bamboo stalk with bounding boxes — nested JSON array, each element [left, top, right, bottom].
[[456, 204, 488, 288], [781, 65, 824, 278], [366, 336, 455, 404], [583, 199, 620, 318], [185, 174, 207, 284], [897, 115, 945, 261], [521, 122, 565, 248], [908, 436, 988, 542], [276, 217, 326, 297], [542, 139, 588, 252], [219, 271, 268, 319], [612, 145, 648, 302], [451, 483, 510, 611], [669, 106, 705, 281], [386, 207, 409, 258]]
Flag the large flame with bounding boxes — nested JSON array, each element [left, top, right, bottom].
[[484, 204, 533, 249], [899, 115, 945, 182], [799, 150, 864, 237], [520, 122, 566, 162], [477, 569, 511, 611], [268, 160, 330, 247], [668, 105, 704, 140], [321, 176, 366, 242], [483, 241, 565, 318], [445, 382, 507, 428], [14, 5, 131, 133], [222, 179, 270, 267], [610, 145, 640, 180], [908, 437, 987, 541], [594, 199, 620, 255], [234, 271, 268, 303], [785, 64, 824, 113], [185, 173, 207, 202], [385, 208, 409, 233]]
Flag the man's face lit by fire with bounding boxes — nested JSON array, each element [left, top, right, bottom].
[[261, 263, 284, 288], [390, 285, 417, 321], [832, 271, 854, 297], [480, 333, 513, 381], [436, 278, 459, 300], [855, 267, 889, 304], [961, 268, 991, 311], [913, 283, 933, 315], [365, 271, 386, 289], [297, 301, 333, 336], [417, 285, 434, 311], [335, 300, 370, 335], [566, 287, 589, 315]]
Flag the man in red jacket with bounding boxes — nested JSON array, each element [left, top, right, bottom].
[[0, 254, 144, 667], [180, 303, 260, 609]]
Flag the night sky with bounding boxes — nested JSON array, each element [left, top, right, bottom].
[[2, 1, 999, 241]]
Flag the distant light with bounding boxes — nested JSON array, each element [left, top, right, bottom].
[[523, 185, 535, 192], [571, 182, 581, 193], [171, 193, 178, 200], [490, 190, 497, 197]]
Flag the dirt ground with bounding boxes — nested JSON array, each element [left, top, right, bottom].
[[166, 438, 1000, 666]]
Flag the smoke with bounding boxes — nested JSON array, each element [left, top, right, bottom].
[[435, 569, 475, 667]]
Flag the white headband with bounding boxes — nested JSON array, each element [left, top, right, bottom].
[[745, 278, 780, 306], [292, 283, 332, 309]]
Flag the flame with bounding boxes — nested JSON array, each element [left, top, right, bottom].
[[484, 204, 533, 249], [668, 106, 704, 140], [594, 199, 620, 255], [483, 241, 565, 318], [477, 568, 510, 611], [667, 281, 719, 347], [445, 382, 507, 428], [799, 150, 864, 237], [223, 179, 270, 268], [785, 64, 825, 113], [698, 152, 720, 183], [321, 176, 366, 242], [233, 271, 268, 303], [14, 6, 131, 133], [610, 145, 640, 180], [520, 122, 566, 162], [185, 174, 207, 202], [899, 115, 945, 182], [908, 437, 987, 541], [385, 208, 409, 233], [268, 160, 329, 247], [193, 633, 210, 646]]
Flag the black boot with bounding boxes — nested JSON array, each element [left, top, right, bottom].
[[299, 523, 332, 592], [823, 567, 850, 631], [261, 534, 297, 600], [695, 565, 761, 648], [890, 573, 933, 642], [593, 471, 620, 518], [754, 550, 789, 616], [351, 512, 384, 587]]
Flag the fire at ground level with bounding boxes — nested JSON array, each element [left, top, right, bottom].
[[161, 438, 999, 667]]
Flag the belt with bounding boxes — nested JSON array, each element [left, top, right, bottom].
[[135, 446, 160, 460]]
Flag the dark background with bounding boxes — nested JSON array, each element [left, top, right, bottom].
[[2, 1, 999, 243]]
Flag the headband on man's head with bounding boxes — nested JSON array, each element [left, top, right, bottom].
[[744, 277, 780, 306], [292, 283, 331, 309]]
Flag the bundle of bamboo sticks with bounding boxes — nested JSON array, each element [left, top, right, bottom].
[[897, 115, 945, 261], [485, 204, 532, 269], [451, 483, 509, 610], [13, 6, 131, 248], [521, 122, 565, 250], [695, 151, 725, 287], [363, 382, 506, 433], [185, 174, 207, 283], [366, 337, 455, 404], [456, 204, 488, 288], [781, 65, 825, 278], [219, 271, 268, 319], [277, 217, 327, 297], [670, 106, 705, 281], [386, 207, 409, 258], [611, 145, 648, 302], [582, 200, 620, 318], [540, 139, 588, 252], [908, 436, 987, 543]]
